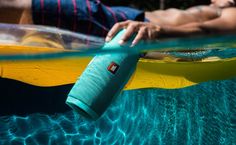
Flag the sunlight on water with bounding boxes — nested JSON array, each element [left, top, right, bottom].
[[0, 23, 236, 145], [0, 78, 235, 145], [0, 23, 236, 61]]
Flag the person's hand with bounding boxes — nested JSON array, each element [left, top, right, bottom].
[[105, 20, 161, 46]]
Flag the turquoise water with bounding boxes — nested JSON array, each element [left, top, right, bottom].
[[0, 77, 235, 145], [1, 23, 236, 61], [0, 24, 236, 144]]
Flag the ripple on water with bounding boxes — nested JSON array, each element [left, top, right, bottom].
[[0, 78, 236, 144]]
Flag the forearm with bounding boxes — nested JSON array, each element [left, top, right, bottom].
[[160, 9, 236, 37], [0, 0, 32, 24], [160, 22, 206, 37], [0, 0, 31, 9]]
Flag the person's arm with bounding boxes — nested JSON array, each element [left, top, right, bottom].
[[161, 8, 236, 36], [0, 0, 31, 9], [106, 8, 236, 45], [0, 0, 32, 24]]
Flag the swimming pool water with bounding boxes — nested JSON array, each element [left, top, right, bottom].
[[0, 77, 235, 145], [0, 23, 236, 144]]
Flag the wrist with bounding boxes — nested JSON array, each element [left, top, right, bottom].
[[155, 24, 166, 37]]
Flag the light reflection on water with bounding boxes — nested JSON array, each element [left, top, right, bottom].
[[0, 77, 235, 145], [0, 23, 235, 144]]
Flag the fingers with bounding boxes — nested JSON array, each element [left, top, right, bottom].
[[105, 21, 160, 47], [105, 21, 129, 42], [131, 27, 147, 47], [119, 22, 139, 45]]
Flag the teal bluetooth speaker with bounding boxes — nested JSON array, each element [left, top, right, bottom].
[[66, 29, 140, 119]]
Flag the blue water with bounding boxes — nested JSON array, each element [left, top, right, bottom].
[[1, 23, 236, 61], [0, 77, 235, 145], [0, 24, 236, 144]]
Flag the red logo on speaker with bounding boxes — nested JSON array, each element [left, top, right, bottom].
[[107, 62, 119, 74]]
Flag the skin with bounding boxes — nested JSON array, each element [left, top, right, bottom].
[[0, 0, 32, 24], [106, 0, 236, 46], [0, 0, 236, 46], [210, 0, 235, 8]]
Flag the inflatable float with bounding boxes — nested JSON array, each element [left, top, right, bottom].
[[0, 24, 236, 90], [1, 23, 236, 119]]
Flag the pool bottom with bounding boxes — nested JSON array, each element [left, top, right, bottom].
[[0, 77, 235, 145]]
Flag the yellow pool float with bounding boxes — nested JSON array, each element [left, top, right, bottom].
[[0, 24, 236, 89], [1, 44, 236, 89]]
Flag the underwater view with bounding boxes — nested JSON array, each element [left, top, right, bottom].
[[0, 78, 236, 144], [0, 24, 236, 144]]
